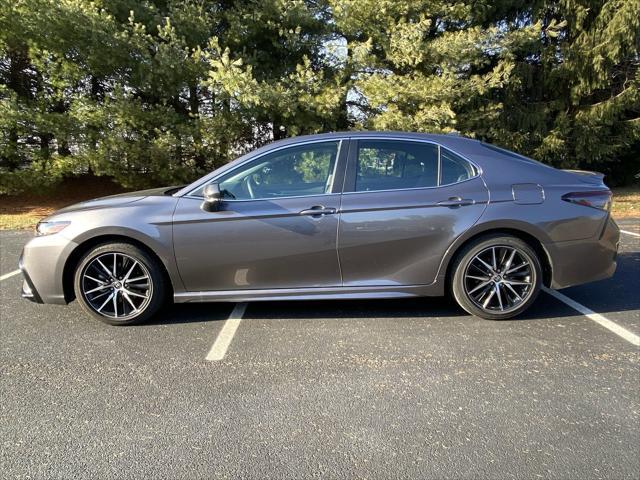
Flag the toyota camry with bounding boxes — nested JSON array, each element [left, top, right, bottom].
[[19, 132, 619, 324]]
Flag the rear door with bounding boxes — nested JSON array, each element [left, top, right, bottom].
[[173, 139, 347, 292], [337, 138, 489, 286]]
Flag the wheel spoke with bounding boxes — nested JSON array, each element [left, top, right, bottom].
[[506, 262, 528, 274], [502, 248, 517, 272], [90, 289, 111, 300], [112, 291, 119, 318], [504, 283, 522, 301], [97, 292, 115, 312], [122, 291, 139, 313], [482, 287, 496, 308], [113, 253, 118, 278], [124, 289, 148, 299], [85, 284, 109, 294], [467, 275, 490, 281], [96, 259, 113, 279], [126, 275, 148, 283], [495, 284, 504, 310], [123, 261, 138, 282], [85, 275, 107, 285], [503, 279, 531, 286], [468, 280, 492, 295], [474, 256, 495, 274], [491, 247, 497, 271]]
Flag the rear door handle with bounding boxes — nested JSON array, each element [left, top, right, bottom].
[[299, 205, 337, 216], [437, 197, 476, 207]]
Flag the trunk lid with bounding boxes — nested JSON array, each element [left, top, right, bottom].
[[562, 169, 606, 186]]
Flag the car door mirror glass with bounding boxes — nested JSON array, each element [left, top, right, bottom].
[[201, 183, 222, 212]]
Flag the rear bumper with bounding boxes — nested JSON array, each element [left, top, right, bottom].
[[19, 233, 77, 305], [546, 215, 619, 289]]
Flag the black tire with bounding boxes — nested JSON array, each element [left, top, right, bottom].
[[73, 242, 166, 325], [451, 234, 542, 320]]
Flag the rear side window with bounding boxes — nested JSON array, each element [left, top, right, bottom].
[[354, 140, 477, 192], [356, 141, 439, 192], [440, 148, 477, 185]]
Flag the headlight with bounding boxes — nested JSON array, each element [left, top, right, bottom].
[[35, 221, 71, 236]]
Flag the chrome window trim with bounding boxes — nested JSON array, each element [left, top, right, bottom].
[[185, 138, 344, 200], [181, 135, 482, 200], [349, 136, 482, 172], [182, 192, 341, 203], [438, 145, 481, 186], [341, 175, 482, 196], [347, 136, 482, 195]]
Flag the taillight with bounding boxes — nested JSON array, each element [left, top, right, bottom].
[[562, 190, 612, 211]]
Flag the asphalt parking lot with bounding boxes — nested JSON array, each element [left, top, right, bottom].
[[1, 221, 639, 479]]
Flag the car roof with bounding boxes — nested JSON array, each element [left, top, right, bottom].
[[267, 130, 480, 149], [176, 130, 557, 197]]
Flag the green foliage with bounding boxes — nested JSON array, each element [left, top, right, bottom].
[[294, 148, 334, 183], [1, 0, 638, 194]]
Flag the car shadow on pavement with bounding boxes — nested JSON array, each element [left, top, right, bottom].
[[243, 297, 467, 321], [241, 294, 580, 323], [142, 295, 577, 326], [561, 251, 640, 315], [145, 292, 573, 326], [140, 251, 639, 326], [145, 303, 235, 326]]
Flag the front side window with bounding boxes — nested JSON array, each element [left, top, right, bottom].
[[198, 141, 339, 200], [356, 140, 439, 192]]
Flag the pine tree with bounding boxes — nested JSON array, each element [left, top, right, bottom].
[[1, 0, 638, 193]]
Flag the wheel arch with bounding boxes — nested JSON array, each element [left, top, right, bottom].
[[441, 224, 553, 290], [62, 234, 175, 303]]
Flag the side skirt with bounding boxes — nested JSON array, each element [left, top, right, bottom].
[[174, 282, 445, 303]]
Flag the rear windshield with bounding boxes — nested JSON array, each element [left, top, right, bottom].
[[479, 142, 546, 167]]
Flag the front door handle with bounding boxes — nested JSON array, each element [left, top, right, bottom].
[[299, 205, 337, 216], [437, 197, 476, 207]]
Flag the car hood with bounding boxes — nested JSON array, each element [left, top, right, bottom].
[[53, 186, 181, 215]]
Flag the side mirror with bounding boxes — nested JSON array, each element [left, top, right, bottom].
[[201, 183, 222, 212]]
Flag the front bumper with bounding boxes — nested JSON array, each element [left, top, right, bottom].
[[546, 215, 620, 289], [19, 254, 43, 303], [19, 233, 78, 305]]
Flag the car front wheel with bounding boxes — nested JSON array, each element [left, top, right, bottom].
[[73, 242, 166, 325], [451, 234, 542, 320]]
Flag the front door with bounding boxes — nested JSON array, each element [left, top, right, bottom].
[[338, 138, 489, 286], [173, 140, 346, 292]]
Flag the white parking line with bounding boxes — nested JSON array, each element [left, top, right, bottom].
[[0, 269, 21, 282], [543, 287, 639, 346], [620, 229, 640, 238], [206, 303, 248, 361]]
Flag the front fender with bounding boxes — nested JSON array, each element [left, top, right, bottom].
[[57, 196, 185, 296]]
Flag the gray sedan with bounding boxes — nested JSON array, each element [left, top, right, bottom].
[[19, 132, 620, 324]]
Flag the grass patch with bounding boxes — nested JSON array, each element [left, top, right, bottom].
[[0, 176, 128, 230], [611, 185, 640, 218]]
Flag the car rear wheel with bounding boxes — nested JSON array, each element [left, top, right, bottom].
[[451, 234, 542, 320], [74, 243, 166, 325]]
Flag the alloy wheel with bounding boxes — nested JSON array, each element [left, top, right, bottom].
[[80, 252, 153, 319], [463, 245, 535, 314]]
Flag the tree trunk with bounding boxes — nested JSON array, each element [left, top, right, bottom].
[[190, 84, 206, 171]]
